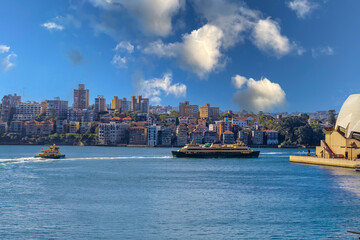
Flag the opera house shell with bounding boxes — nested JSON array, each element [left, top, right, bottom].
[[316, 94, 360, 160]]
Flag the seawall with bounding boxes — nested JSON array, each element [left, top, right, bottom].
[[290, 155, 360, 168]]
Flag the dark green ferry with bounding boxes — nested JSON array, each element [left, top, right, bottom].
[[172, 143, 260, 158]]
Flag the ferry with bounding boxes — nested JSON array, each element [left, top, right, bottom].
[[172, 143, 260, 158], [35, 145, 65, 159]]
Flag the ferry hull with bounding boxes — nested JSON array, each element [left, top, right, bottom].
[[34, 155, 65, 159], [172, 151, 260, 158]]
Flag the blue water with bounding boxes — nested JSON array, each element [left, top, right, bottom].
[[1, 146, 360, 239]]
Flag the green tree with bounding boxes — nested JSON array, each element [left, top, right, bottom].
[[328, 110, 336, 126]]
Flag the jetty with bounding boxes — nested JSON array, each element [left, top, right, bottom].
[[290, 94, 360, 169]]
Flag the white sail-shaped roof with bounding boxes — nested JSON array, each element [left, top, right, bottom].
[[335, 94, 360, 138]]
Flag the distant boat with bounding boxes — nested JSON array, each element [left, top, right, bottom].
[[35, 144, 65, 159], [172, 143, 260, 158]]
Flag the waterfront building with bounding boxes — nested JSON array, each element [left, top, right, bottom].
[[215, 119, 232, 141], [204, 131, 217, 144], [55, 120, 67, 134], [159, 126, 172, 146], [315, 94, 360, 160], [209, 123, 217, 132], [95, 95, 107, 113], [13, 102, 41, 121], [46, 97, 68, 119], [176, 124, 188, 146], [232, 117, 248, 127], [223, 131, 235, 144], [68, 121, 80, 134], [190, 128, 203, 144], [9, 121, 24, 135], [98, 122, 128, 145], [1, 94, 21, 122], [252, 130, 264, 145], [239, 131, 249, 145], [264, 130, 279, 145], [39, 120, 53, 136], [0, 122, 7, 134], [129, 126, 147, 145], [200, 104, 220, 122], [25, 120, 39, 136], [73, 84, 89, 109], [147, 125, 160, 145], [179, 101, 199, 118]]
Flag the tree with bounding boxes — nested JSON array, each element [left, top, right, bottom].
[[169, 110, 179, 118], [328, 110, 336, 126], [259, 114, 274, 124]]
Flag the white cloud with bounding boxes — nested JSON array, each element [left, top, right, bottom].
[[112, 54, 127, 68], [232, 75, 286, 112], [89, 0, 183, 37], [41, 22, 64, 31], [2, 53, 17, 71], [114, 41, 134, 53], [232, 75, 248, 89], [311, 46, 334, 57], [287, 0, 318, 18], [143, 24, 224, 77], [137, 72, 186, 104], [0, 45, 10, 53], [252, 18, 293, 57]]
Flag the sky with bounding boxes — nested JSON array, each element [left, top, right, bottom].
[[0, 0, 359, 113]]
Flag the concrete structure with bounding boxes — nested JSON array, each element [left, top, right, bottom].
[[74, 84, 89, 109], [204, 131, 217, 144], [147, 125, 160, 145], [39, 121, 53, 136], [179, 101, 199, 118], [200, 104, 220, 121], [95, 95, 107, 113], [25, 120, 39, 136], [9, 121, 24, 135], [223, 131, 234, 144], [131, 96, 149, 113], [176, 124, 188, 146], [99, 122, 128, 145], [239, 131, 249, 145], [111, 96, 120, 111], [264, 130, 279, 145], [0, 122, 7, 134], [129, 126, 147, 145], [46, 97, 68, 119], [252, 130, 264, 145], [159, 126, 172, 146], [1, 94, 21, 122], [291, 94, 360, 168], [13, 102, 41, 121], [56, 120, 67, 134], [80, 122, 91, 134]]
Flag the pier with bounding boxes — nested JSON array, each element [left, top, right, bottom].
[[290, 155, 360, 168]]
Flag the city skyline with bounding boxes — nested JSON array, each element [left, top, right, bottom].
[[1, 1, 359, 112]]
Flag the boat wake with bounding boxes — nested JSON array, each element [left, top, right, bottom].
[[0, 156, 173, 166]]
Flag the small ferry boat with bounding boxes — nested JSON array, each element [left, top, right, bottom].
[[35, 145, 65, 159], [172, 143, 260, 158]]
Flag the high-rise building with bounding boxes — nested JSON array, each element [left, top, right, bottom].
[[200, 104, 220, 121], [1, 94, 21, 122], [120, 98, 132, 112], [73, 84, 89, 109], [111, 96, 120, 111], [46, 97, 68, 119], [95, 95, 106, 113], [131, 96, 149, 113], [13, 102, 41, 121], [179, 101, 199, 118]]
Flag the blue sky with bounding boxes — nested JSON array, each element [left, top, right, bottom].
[[0, 0, 359, 113]]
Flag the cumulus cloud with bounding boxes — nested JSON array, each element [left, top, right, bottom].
[[232, 75, 286, 112], [41, 22, 64, 31], [143, 24, 224, 77], [112, 54, 127, 68], [287, 0, 318, 18], [232, 75, 247, 89], [252, 18, 293, 57], [311, 46, 334, 57], [89, 0, 183, 37], [2, 53, 17, 71], [67, 50, 83, 66], [0, 45, 10, 53], [114, 41, 134, 53], [136, 72, 186, 104]]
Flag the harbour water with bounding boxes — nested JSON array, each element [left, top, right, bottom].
[[1, 146, 360, 239]]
